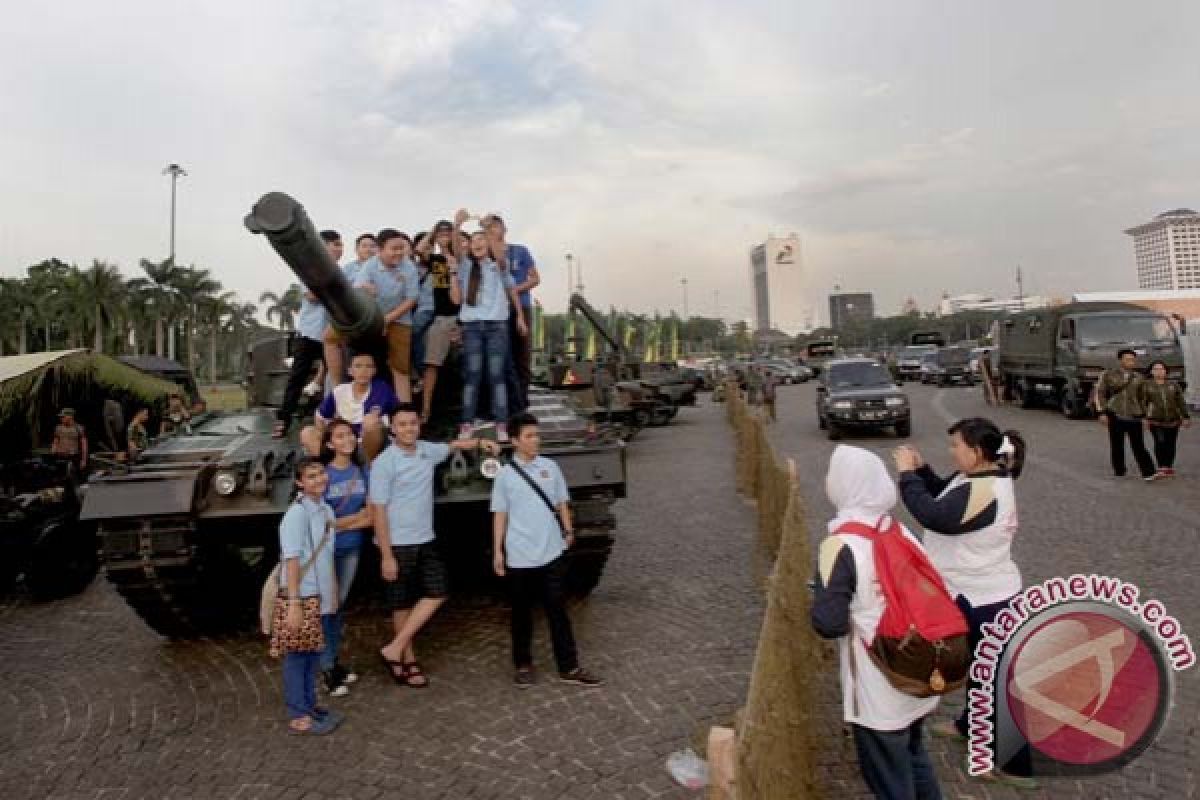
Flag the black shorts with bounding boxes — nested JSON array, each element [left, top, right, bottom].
[[383, 542, 448, 610]]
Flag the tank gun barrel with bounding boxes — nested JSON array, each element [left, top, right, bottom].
[[245, 192, 383, 347], [569, 292, 627, 358]]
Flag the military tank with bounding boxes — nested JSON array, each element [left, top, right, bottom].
[[83, 192, 625, 637]]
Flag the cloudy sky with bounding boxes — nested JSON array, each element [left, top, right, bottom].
[[2, 1, 1198, 327]]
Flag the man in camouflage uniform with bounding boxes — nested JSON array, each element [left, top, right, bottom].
[[1094, 349, 1157, 480]]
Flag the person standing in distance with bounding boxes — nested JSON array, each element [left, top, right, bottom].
[[491, 412, 604, 689], [1094, 348, 1157, 481]]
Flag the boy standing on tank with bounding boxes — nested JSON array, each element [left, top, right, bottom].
[[491, 412, 603, 689]]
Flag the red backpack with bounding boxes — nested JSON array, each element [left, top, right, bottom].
[[837, 517, 970, 697]]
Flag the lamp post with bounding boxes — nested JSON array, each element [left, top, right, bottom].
[[162, 163, 187, 360], [681, 277, 689, 319]]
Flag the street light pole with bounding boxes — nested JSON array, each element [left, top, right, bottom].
[[162, 163, 187, 266], [681, 277, 689, 319], [565, 253, 574, 301]]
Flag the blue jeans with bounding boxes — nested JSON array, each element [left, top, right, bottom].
[[282, 651, 320, 720], [412, 309, 435, 372], [320, 548, 361, 671], [851, 719, 942, 800], [462, 320, 509, 423]]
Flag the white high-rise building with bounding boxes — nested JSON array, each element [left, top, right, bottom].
[[1125, 209, 1200, 290], [749, 234, 804, 334]]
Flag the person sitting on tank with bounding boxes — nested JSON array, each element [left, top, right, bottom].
[[159, 393, 191, 436], [371, 404, 501, 687], [412, 220, 462, 424], [323, 232, 378, 388], [301, 352, 398, 461], [354, 228, 419, 405], [448, 208, 527, 441], [126, 407, 151, 461]]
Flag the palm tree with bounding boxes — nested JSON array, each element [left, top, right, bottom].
[[260, 284, 303, 331], [171, 266, 222, 374], [77, 260, 125, 353], [223, 302, 259, 377], [199, 291, 237, 383], [140, 258, 182, 357]]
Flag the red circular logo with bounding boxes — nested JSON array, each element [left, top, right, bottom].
[[1005, 610, 1165, 766]]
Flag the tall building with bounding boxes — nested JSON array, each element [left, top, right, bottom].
[[749, 234, 805, 334], [828, 292, 874, 330], [1125, 209, 1200, 290]]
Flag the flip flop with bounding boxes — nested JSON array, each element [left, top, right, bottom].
[[401, 661, 430, 688], [378, 650, 408, 685]]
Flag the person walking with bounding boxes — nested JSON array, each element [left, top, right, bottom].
[[813, 445, 942, 800], [1141, 360, 1190, 477], [491, 412, 604, 689], [1094, 349, 1157, 481], [893, 418, 1035, 789], [762, 368, 778, 422]]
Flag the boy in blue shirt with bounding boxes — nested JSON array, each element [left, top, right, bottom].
[[371, 404, 500, 687], [490, 412, 603, 689], [355, 229, 419, 403], [483, 214, 538, 413]]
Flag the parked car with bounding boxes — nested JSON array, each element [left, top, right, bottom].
[[816, 358, 911, 440], [918, 351, 941, 383], [895, 344, 937, 382], [924, 346, 974, 386], [763, 360, 809, 384]]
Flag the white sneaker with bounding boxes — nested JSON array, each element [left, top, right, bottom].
[[302, 381, 321, 397]]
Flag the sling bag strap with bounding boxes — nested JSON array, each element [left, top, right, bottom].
[[509, 459, 565, 533], [289, 506, 334, 590]]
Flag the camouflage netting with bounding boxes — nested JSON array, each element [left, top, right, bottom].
[[725, 383, 832, 799]]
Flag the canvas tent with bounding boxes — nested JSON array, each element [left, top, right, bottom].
[[0, 349, 178, 457]]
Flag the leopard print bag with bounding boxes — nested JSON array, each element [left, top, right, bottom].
[[268, 595, 324, 658]]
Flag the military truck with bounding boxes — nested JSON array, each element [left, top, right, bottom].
[[996, 302, 1186, 418], [82, 192, 627, 638]]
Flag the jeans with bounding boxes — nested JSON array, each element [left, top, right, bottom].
[[953, 595, 1033, 777], [320, 548, 360, 671], [1149, 424, 1180, 469], [462, 320, 509, 424], [851, 720, 942, 800], [1106, 415, 1156, 477], [278, 336, 323, 429], [412, 309, 435, 373], [282, 651, 320, 720], [509, 556, 578, 673], [505, 312, 530, 413]]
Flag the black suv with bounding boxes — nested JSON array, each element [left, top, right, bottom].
[[816, 358, 911, 440], [924, 346, 973, 387]]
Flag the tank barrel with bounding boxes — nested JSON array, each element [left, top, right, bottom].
[[245, 192, 382, 346]]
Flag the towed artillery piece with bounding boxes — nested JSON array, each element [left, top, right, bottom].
[[83, 192, 625, 638]]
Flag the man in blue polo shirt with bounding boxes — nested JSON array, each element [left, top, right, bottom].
[[491, 411, 603, 689], [275, 229, 339, 437], [355, 229, 419, 402], [484, 214, 538, 413], [371, 404, 500, 687], [323, 232, 378, 387]]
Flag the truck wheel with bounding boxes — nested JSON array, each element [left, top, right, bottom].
[[1013, 382, 1036, 409], [818, 413, 828, 430], [895, 421, 911, 438], [827, 425, 842, 441], [28, 520, 98, 601], [632, 408, 651, 428], [1060, 390, 1085, 420]]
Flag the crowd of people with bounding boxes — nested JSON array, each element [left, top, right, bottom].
[[813, 417, 1034, 798], [265, 212, 603, 736]]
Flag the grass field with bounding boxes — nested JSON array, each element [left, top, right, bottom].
[[201, 384, 247, 411]]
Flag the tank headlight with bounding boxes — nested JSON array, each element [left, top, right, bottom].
[[480, 457, 501, 480], [213, 470, 239, 496]]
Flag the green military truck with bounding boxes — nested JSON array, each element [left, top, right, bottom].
[[996, 302, 1186, 418]]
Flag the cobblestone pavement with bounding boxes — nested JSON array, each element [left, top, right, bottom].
[[769, 380, 1199, 800], [0, 401, 763, 800]]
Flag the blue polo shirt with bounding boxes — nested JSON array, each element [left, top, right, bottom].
[[415, 265, 436, 315], [489, 455, 569, 569], [342, 259, 366, 286], [356, 255, 419, 325], [457, 257, 515, 323], [278, 496, 337, 614], [296, 295, 327, 342], [506, 244, 536, 309], [369, 440, 452, 546]]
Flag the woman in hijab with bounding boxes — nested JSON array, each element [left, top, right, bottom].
[[812, 445, 943, 800], [894, 418, 1035, 789]]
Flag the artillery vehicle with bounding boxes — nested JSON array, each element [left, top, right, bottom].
[[83, 192, 625, 637]]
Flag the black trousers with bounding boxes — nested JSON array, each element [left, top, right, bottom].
[[505, 313, 531, 413], [278, 337, 323, 429], [1149, 424, 1180, 469], [851, 720, 942, 800], [1106, 415, 1156, 477], [509, 556, 577, 673]]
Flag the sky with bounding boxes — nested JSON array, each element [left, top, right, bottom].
[[2, 0, 1199, 328]]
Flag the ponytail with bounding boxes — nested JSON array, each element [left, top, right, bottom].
[[947, 417, 1026, 479], [466, 256, 482, 306], [1000, 429, 1026, 480]]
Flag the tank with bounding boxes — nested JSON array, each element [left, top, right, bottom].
[[82, 192, 625, 638]]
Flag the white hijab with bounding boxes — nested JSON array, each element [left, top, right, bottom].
[[825, 445, 898, 533]]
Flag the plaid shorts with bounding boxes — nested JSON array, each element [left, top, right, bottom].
[[383, 542, 448, 610]]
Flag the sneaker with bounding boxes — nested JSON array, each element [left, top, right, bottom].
[[1144, 473, 1161, 482], [302, 380, 322, 397], [457, 423, 474, 440], [322, 669, 350, 697], [334, 663, 359, 685], [514, 668, 536, 690], [1164, 467, 1176, 477], [559, 667, 604, 687], [497, 424, 510, 443]]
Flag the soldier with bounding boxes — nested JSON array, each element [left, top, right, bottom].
[[126, 407, 151, 460], [1094, 349, 1157, 481], [160, 392, 192, 436], [50, 408, 88, 470]]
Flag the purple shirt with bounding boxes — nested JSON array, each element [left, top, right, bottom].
[[316, 379, 399, 434]]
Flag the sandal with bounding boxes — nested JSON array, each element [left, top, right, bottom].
[[401, 661, 430, 688], [378, 650, 408, 685]]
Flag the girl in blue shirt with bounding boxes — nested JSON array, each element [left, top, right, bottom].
[[318, 418, 371, 697], [449, 208, 527, 441]]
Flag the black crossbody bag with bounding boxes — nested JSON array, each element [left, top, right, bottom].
[[509, 460, 566, 533]]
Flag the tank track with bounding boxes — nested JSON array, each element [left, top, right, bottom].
[[565, 493, 616, 597], [99, 516, 258, 638]]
